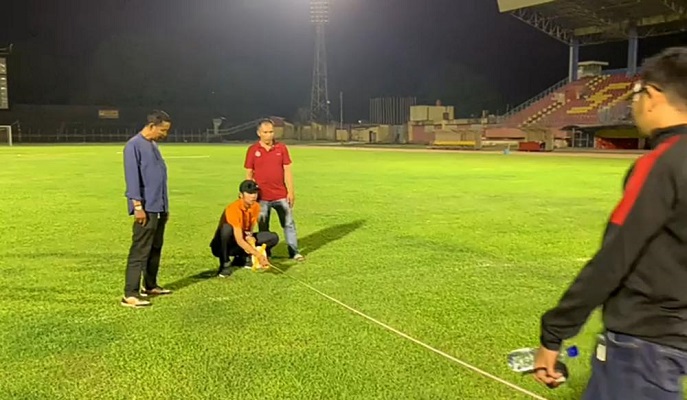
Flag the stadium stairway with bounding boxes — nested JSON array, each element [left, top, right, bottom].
[[543, 75, 635, 127], [500, 73, 637, 130]]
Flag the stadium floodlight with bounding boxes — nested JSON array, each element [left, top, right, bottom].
[[309, 0, 332, 123], [0, 125, 12, 146], [310, 0, 329, 25], [0, 58, 7, 110]]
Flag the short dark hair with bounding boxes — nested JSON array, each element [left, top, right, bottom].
[[256, 117, 274, 130], [640, 47, 687, 106], [147, 110, 172, 126]]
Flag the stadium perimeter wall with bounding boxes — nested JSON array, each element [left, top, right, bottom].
[[0, 104, 644, 152]]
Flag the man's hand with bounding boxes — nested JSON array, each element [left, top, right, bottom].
[[258, 254, 270, 267], [533, 346, 563, 388], [287, 192, 295, 208], [134, 209, 147, 225]]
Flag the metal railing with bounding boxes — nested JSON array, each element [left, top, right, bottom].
[[205, 118, 265, 142], [598, 101, 632, 125], [10, 118, 268, 144], [497, 77, 569, 123]]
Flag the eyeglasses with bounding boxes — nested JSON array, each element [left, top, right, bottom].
[[632, 81, 663, 101]]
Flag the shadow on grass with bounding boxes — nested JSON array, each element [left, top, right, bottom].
[[165, 220, 366, 289], [301, 220, 366, 253], [165, 269, 218, 292], [267, 219, 366, 274]]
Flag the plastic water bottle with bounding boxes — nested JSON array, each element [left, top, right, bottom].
[[507, 345, 578, 388], [507, 345, 578, 372]]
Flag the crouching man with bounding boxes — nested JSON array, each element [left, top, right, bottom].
[[210, 180, 278, 277]]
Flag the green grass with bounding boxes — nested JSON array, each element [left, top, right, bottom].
[[0, 144, 644, 399]]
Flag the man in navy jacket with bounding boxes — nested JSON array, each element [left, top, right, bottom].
[[121, 110, 173, 308]]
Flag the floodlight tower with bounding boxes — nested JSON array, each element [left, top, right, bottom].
[[0, 44, 11, 110], [309, 0, 331, 124]]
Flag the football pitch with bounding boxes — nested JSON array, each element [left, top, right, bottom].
[[0, 144, 644, 399]]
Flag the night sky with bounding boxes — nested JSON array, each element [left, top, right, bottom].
[[2, 0, 686, 122]]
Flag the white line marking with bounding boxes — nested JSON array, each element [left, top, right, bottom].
[[268, 264, 549, 400], [113, 152, 209, 159], [165, 155, 210, 159]]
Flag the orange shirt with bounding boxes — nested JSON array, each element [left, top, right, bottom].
[[224, 199, 260, 232]]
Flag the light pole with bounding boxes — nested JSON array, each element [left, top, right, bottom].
[[309, 0, 331, 124], [339, 91, 343, 128], [0, 44, 12, 111]]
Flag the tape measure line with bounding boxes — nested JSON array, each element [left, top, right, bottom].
[[268, 264, 549, 400]]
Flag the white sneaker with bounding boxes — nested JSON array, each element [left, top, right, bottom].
[[120, 297, 151, 308]]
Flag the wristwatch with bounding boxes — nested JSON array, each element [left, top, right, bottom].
[[134, 205, 143, 211]]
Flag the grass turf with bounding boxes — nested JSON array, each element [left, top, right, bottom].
[[0, 144, 654, 399]]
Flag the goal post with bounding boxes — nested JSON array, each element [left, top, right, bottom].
[[0, 125, 12, 146]]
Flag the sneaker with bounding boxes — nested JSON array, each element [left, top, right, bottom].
[[120, 296, 151, 308], [218, 268, 233, 278], [140, 287, 172, 297], [292, 254, 305, 262]]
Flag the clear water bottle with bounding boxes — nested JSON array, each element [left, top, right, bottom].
[[507, 345, 578, 388]]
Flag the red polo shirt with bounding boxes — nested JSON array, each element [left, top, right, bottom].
[[244, 141, 292, 201]]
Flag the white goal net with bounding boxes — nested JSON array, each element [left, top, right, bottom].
[[0, 125, 12, 146]]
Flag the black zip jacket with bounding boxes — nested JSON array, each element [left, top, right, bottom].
[[540, 125, 687, 352]]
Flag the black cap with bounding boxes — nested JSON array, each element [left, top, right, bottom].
[[239, 179, 259, 194]]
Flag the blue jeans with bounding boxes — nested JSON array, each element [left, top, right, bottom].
[[258, 198, 299, 258], [582, 331, 687, 400]]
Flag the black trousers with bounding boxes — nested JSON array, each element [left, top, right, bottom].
[[210, 222, 279, 268], [124, 212, 168, 298]]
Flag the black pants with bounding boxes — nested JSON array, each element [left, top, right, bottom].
[[210, 223, 279, 268], [124, 212, 168, 298]]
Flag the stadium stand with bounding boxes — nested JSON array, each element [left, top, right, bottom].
[[490, 0, 687, 150], [498, 70, 638, 130], [533, 73, 637, 128]]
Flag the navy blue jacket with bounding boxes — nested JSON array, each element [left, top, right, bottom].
[[123, 133, 169, 215]]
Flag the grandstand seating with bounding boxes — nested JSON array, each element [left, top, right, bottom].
[[501, 73, 637, 129], [501, 95, 561, 127]]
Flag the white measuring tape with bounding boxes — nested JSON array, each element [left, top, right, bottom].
[[268, 264, 549, 400]]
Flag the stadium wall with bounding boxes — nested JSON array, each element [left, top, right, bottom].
[[593, 126, 640, 138], [409, 123, 436, 145], [284, 123, 405, 144], [272, 120, 295, 141]]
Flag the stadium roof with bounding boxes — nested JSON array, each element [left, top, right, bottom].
[[498, 0, 687, 45]]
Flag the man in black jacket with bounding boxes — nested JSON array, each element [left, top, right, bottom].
[[533, 47, 687, 399]]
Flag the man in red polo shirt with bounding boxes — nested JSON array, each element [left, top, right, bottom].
[[244, 118, 305, 262]]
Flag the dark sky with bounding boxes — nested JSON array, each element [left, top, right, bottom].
[[1, 0, 685, 122]]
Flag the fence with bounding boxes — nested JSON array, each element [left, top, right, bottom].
[[369, 97, 417, 125], [598, 101, 632, 125], [11, 127, 212, 144], [0, 104, 240, 144]]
